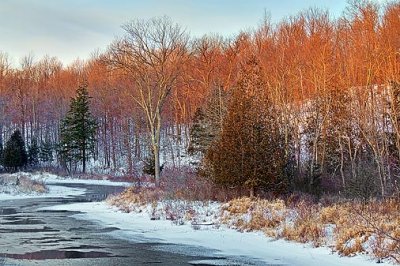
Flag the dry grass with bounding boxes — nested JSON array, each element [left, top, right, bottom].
[[220, 196, 400, 263], [281, 201, 325, 247], [107, 187, 164, 213], [220, 197, 288, 236], [18, 175, 47, 193], [107, 186, 219, 226], [0, 173, 47, 194], [108, 187, 400, 264]]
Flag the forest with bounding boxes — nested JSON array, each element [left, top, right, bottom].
[[0, 0, 399, 199]]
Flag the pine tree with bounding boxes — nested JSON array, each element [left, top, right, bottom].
[[3, 129, 27, 172], [0, 140, 3, 167], [59, 99, 79, 173], [28, 138, 39, 167], [39, 139, 53, 164], [59, 83, 97, 174]]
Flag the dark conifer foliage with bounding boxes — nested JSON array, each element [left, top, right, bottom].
[[188, 108, 215, 156], [0, 140, 3, 167], [59, 83, 97, 174], [39, 140, 53, 164], [3, 130, 28, 172], [205, 58, 287, 196], [143, 149, 164, 177], [188, 87, 228, 166], [28, 138, 40, 167], [143, 150, 156, 176]]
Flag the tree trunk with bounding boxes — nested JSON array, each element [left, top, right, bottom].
[[82, 143, 86, 173], [123, 119, 133, 176], [154, 143, 160, 186], [153, 111, 162, 186]]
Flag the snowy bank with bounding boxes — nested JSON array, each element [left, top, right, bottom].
[[0, 172, 86, 201], [0, 171, 132, 201], [40, 201, 390, 266], [31, 172, 133, 187]]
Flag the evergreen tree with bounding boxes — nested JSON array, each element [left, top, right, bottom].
[[0, 140, 3, 167], [59, 99, 79, 173], [39, 139, 53, 164], [188, 87, 228, 166], [3, 130, 27, 172], [143, 149, 164, 177], [143, 150, 156, 176], [59, 83, 97, 173], [205, 58, 287, 196], [28, 138, 39, 167], [188, 107, 216, 156]]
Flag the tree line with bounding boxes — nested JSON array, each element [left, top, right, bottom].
[[0, 1, 399, 198], [0, 84, 96, 174]]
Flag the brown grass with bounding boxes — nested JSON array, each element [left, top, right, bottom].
[[0, 173, 47, 194], [220, 196, 400, 263], [107, 187, 164, 213], [107, 186, 400, 264]]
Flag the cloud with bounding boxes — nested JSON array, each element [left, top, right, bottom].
[[0, 0, 127, 64], [0, 0, 352, 65]]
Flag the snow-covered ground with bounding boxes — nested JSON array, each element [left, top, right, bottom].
[[36, 172, 133, 187], [0, 184, 86, 201], [0, 172, 131, 201], [40, 201, 391, 266]]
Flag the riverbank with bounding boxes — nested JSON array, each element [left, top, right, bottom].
[[41, 196, 395, 266], [0, 172, 130, 201]]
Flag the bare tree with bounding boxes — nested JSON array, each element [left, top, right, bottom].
[[0, 52, 11, 149], [107, 16, 189, 185]]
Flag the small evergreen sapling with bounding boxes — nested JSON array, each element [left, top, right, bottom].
[[28, 138, 40, 167], [3, 129, 27, 172], [0, 140, 3, 167], [39, 140, 53, 164], [143, 149, 164, 177]]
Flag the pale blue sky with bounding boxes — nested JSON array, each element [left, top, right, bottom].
[[0, 0, 383, 66]]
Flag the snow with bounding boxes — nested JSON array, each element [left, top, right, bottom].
[[0, 185, 86, 201], [40, 201, 391, 266], [38, 172, 133, 187], [0, 171, 131, 201]]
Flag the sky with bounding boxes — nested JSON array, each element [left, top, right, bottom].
[[0, 0, 383, 66]]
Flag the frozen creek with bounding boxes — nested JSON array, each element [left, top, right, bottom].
[[0, 182, 270, 266]]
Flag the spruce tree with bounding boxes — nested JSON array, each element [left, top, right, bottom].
[[3, 130, 27, 172], [0, 140, 3, 167], [59, 98, 79, 173], [39, 139, 53, 164], [59, 83, 97, 173], [28, 138, 40, 167]]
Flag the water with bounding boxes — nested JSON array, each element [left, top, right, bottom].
[[0, 183, 275, 265]]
